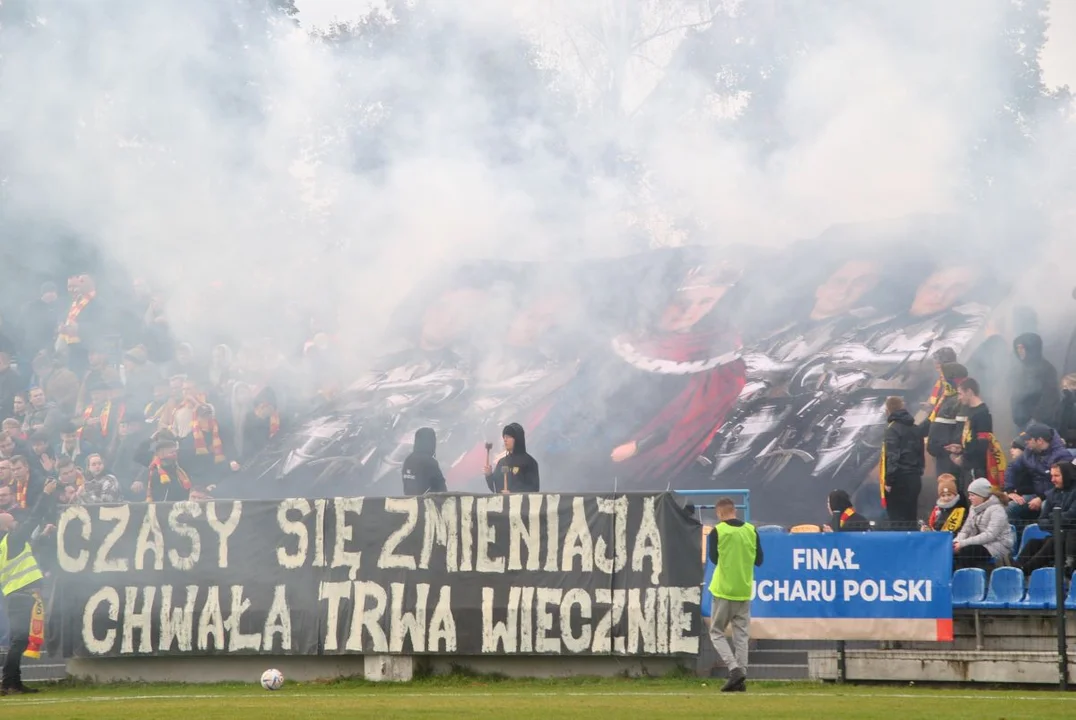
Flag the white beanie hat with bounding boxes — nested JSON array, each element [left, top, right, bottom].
[[967, 478, 994, 499]]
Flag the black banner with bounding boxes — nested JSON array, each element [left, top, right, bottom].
[[54, 492, 702, 658]]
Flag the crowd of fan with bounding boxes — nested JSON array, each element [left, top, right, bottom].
[[0, 274, 339, 525], [824, 340, 1076, 581]]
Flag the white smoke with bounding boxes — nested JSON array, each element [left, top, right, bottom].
[[0, 0, 1072, 367]]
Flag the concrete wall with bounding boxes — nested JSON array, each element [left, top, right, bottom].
[[66, 654, 685, 684], [807, 611, 1076, 685]]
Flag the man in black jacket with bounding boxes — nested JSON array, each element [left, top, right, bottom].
[[1011, 333, 1060, 429], [881, 396, 925, 528], [484, 423, 540, 493], [401, 427, 447, 496]]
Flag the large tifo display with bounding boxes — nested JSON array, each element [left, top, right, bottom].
[[749, 532, 954, 642], [52, 493, 703, 658]]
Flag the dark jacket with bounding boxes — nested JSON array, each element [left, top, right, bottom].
[[1004, 430, 1073, 498], [486, 423, 540, 493], [1011, 333, 1060, 429], [926, 393, 963, 476], [707, 520, 765, 565], [401, 428, 447, 496], [1058, 389, 1076, 449], [883, 409, 925, 481], [829, 508, 871, 532], [1038, 462, 1076, 531]]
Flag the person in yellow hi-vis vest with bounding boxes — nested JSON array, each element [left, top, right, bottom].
[[707, 497, 764, 693], [0, 478, 57, 695]]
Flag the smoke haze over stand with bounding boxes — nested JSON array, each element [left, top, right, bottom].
[[0, 0, 1071, 372]]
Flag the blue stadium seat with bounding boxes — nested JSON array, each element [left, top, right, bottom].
[[757, 525, 785, 533], [951, 568, 987, 609], [1018, 524, 1051, 557], [1014, 567, 1058, 609], [1066, 578, 1076, 610], [969, 566, 1025, 609], [701, 560, 715, 618], [1010, 524, 1018, 551]]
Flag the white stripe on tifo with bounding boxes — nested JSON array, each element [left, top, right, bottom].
[[3, 690, 1076, 707]]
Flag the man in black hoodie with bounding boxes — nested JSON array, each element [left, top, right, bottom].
[[881, 396, 925, 528], [484, 423, 540, 493], [401, 427, 447, 496], [1011, 333, 1060, 430]]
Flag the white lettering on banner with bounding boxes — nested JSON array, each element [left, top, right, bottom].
[[276, 499, 310, 570], [349, 581, 388, 652], [263, 585, 292, 651], [631, 498, 663, 584], [121, 586, 155, 654], [560, 588, 592, 654], [58, 505, 91, 573], [562, 498, 593, 573], [389, 582, 428, 652], [753, 579, 838, 603], [459, 496, 474, 572], [475, 496, 505, 573], [83, 585, 296, 655], [480, 586, 698, 655], [94, 505, 130, 573], [168, 503, 202, 570], [318, 581, 351, 652], [668, 586, 700, 654], [842, 579, 932, 603], [594, 496, 628, 575], [226, 585, 262, 651], [199, 586, 225, 651], [319, 581, 457, 654], [379, 498, 419, 570], [83, 586, 120, 655], [159, 584, 198, 652], [791, 547, 861, 571], [134, 505, 165, 571], [507, 495, 540, 572], [428, 586, 457, 653], [332, 498, 363, 579], [313, 498, 327, 567], [205, 502, 242, 569], [421, 497, 458, 572], [543, 494, 560, 572]]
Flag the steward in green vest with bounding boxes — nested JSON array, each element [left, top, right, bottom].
[[0, 477, 57, 696], [706, 498, 764, 693]]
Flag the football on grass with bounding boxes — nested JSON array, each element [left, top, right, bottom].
[[260, 668, 284, 691]]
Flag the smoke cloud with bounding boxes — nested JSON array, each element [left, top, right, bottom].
[[0, 0, 1072, 366]]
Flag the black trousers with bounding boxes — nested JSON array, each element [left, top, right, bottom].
[[885, 475, 922, 529], [1016, 533, 1076, 575], [954, 544, 994, 572], [2, 592, 34, 688]]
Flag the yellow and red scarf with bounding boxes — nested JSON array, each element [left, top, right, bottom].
[[80, 401, 121, 438], [191, 419, 226, 463], [269, 410, 280, 438], [839, 507, 857, 528], [879, 421, 893, 507], [961, 421, 1008, 488], [147, 457, 191, 501], [58, 292, 94, 344], [928, 379, 956, 422], [23, 590, 45, 659], [928, 504, 966, 532], [15, 478, 27, 509], [144, 400, 167, 423]]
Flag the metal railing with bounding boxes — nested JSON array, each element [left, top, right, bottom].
[[673, 488, 751, 523]]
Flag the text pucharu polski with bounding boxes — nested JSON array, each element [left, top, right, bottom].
[[55, 494, 703, 657], [752, 546, 935, 604]]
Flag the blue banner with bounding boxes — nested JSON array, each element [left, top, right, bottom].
[[746, 532, 953, 641]]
